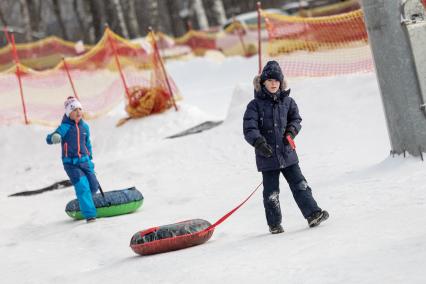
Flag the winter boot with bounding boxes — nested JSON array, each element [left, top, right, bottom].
[[86, 217, 96, 223], [307, 210, 329, 228], [269, 224, 284, 234]]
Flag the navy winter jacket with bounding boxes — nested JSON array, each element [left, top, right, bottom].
[[46, 115, 93, 164], [243, 76, 302, 172]]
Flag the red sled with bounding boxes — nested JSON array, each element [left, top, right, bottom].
[[130, 219, 214, 256]]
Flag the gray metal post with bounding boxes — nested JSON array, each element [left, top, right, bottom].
[[360, 0, 426, 157]]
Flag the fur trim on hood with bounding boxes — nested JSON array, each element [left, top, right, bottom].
[[253, 75, 288, 92]]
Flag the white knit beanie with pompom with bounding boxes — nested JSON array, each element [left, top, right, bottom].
[[64, 97, 82, 117]]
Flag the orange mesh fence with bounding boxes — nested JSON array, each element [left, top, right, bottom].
[[262, 9, 373, 77], [0, 35, 91, 72], [117, 31, 180, 126], [175, 30, 218, 56], [148, 32, 192, 59], [0, 29, 179, 126]]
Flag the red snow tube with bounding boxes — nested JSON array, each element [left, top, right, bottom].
[[130, 219, 214, 255]]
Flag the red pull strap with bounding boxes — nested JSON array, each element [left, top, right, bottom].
[[204, 182, 263, 232]]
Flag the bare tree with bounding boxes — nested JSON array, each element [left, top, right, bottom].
[[122, 0, 140, 38], [148, 0, 161, 32], [165, 0, 187, 37], [19, 0, 33, 42], [192, 0, 208, 30], [211, 0, 226, 25], [157, 0, 173, 34], [73, 0, 93, 43], [52, 0, 69, 40], [88, 0, 105, 42], [112, 0, 129, 38], [0, 5, 8, 26], [28, 0, 42, 34]]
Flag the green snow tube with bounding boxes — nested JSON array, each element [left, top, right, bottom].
[[65, 187, 143, 220]]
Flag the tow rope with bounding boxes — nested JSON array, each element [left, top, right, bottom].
[[204, 181, 263, 232]]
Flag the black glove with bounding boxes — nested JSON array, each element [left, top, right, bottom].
[[254, 137, 273, 158], [284, 126, 297, 143]]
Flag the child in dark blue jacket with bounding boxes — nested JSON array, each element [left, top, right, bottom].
[[243, 61, 328, 234], [46, 97, 99, 222]]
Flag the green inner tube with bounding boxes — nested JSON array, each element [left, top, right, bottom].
[[66, 199, 143, 220], [65, 187, 144, 220]]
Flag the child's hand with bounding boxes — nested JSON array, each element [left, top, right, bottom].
[[51, 133, 61, 144], [254, 137, 273, 158]]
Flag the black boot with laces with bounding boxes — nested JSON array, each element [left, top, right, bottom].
[[269, 224, 284, 234], [307, 210, 329, 228]]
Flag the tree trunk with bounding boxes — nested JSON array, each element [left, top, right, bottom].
[[122, 0, 140, 38], [166, 0, 187, 37], [148, 0, 162, 32], [79, 0, 96, 43], [27, 0, 42, 34], [0, 5, 8, 26], [211, 0, 226, 26], [192, 0, 209, 30], [112, 0, 129, 38], [88, 0, 105, 42], [157, 0, 173, 34], [19, 0, 33, 42], [52, 0, 69, 40], [73, 0, 91, 43], [134, 0, 150, 35]]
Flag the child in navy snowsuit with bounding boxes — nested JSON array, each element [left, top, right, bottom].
[[46, 97, 99, 222], [243, 61, 329, 234]]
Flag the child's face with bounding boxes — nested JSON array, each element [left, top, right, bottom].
[[264, 79, 280, 93], [69, 108, 83, 122]]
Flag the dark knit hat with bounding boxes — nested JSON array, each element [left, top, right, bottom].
[[260, 60, 284, 85]]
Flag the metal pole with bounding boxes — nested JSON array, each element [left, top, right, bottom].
[[257, 2, 262, 74], [149, 27, 178, 111], [62, 58, 80, 101], [10, 34, 29, 125], [360, 0, 426, 157], [108, 29, 131, 100]]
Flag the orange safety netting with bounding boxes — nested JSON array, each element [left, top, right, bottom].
[[117, 31, 179, 126], [0, 35, 91, 72], [174, 30, 218, 56], [262, 9, 373, 77], [0, 28, 179, 126]]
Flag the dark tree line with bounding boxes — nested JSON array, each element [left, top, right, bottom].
[[0, 0, 289, 46]]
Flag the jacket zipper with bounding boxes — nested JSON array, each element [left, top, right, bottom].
[[75, 121, 81, 158], [64, 143, 68, 157]]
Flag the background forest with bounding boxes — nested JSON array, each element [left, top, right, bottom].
[[0, 0, 288, 46]]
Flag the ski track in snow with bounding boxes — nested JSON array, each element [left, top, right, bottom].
[[1, 56, 425, 284]]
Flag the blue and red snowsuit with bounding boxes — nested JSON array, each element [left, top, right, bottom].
[[46, 115, 99, 219]]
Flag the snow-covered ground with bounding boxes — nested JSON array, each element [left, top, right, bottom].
[[1, 56, 425, 284]]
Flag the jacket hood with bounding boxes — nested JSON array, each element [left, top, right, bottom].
[[253, 75, 290, 100]]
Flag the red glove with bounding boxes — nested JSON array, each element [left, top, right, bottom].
[[286, 135, 296, 150]]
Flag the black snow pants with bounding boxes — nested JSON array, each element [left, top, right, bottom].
[[262, 163, 321, 227]]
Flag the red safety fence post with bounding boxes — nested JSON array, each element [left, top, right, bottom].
[[149, 27, 178, 111], [62, 57, 80, 101], [9, 33, 29, 125], [107, 29, 131, 100], [257, 1, 262, 74]]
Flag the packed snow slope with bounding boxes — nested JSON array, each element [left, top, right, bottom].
[[1, 56, 426, 284]]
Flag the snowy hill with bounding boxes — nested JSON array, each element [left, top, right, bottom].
[[1, 56, 425, 284]]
